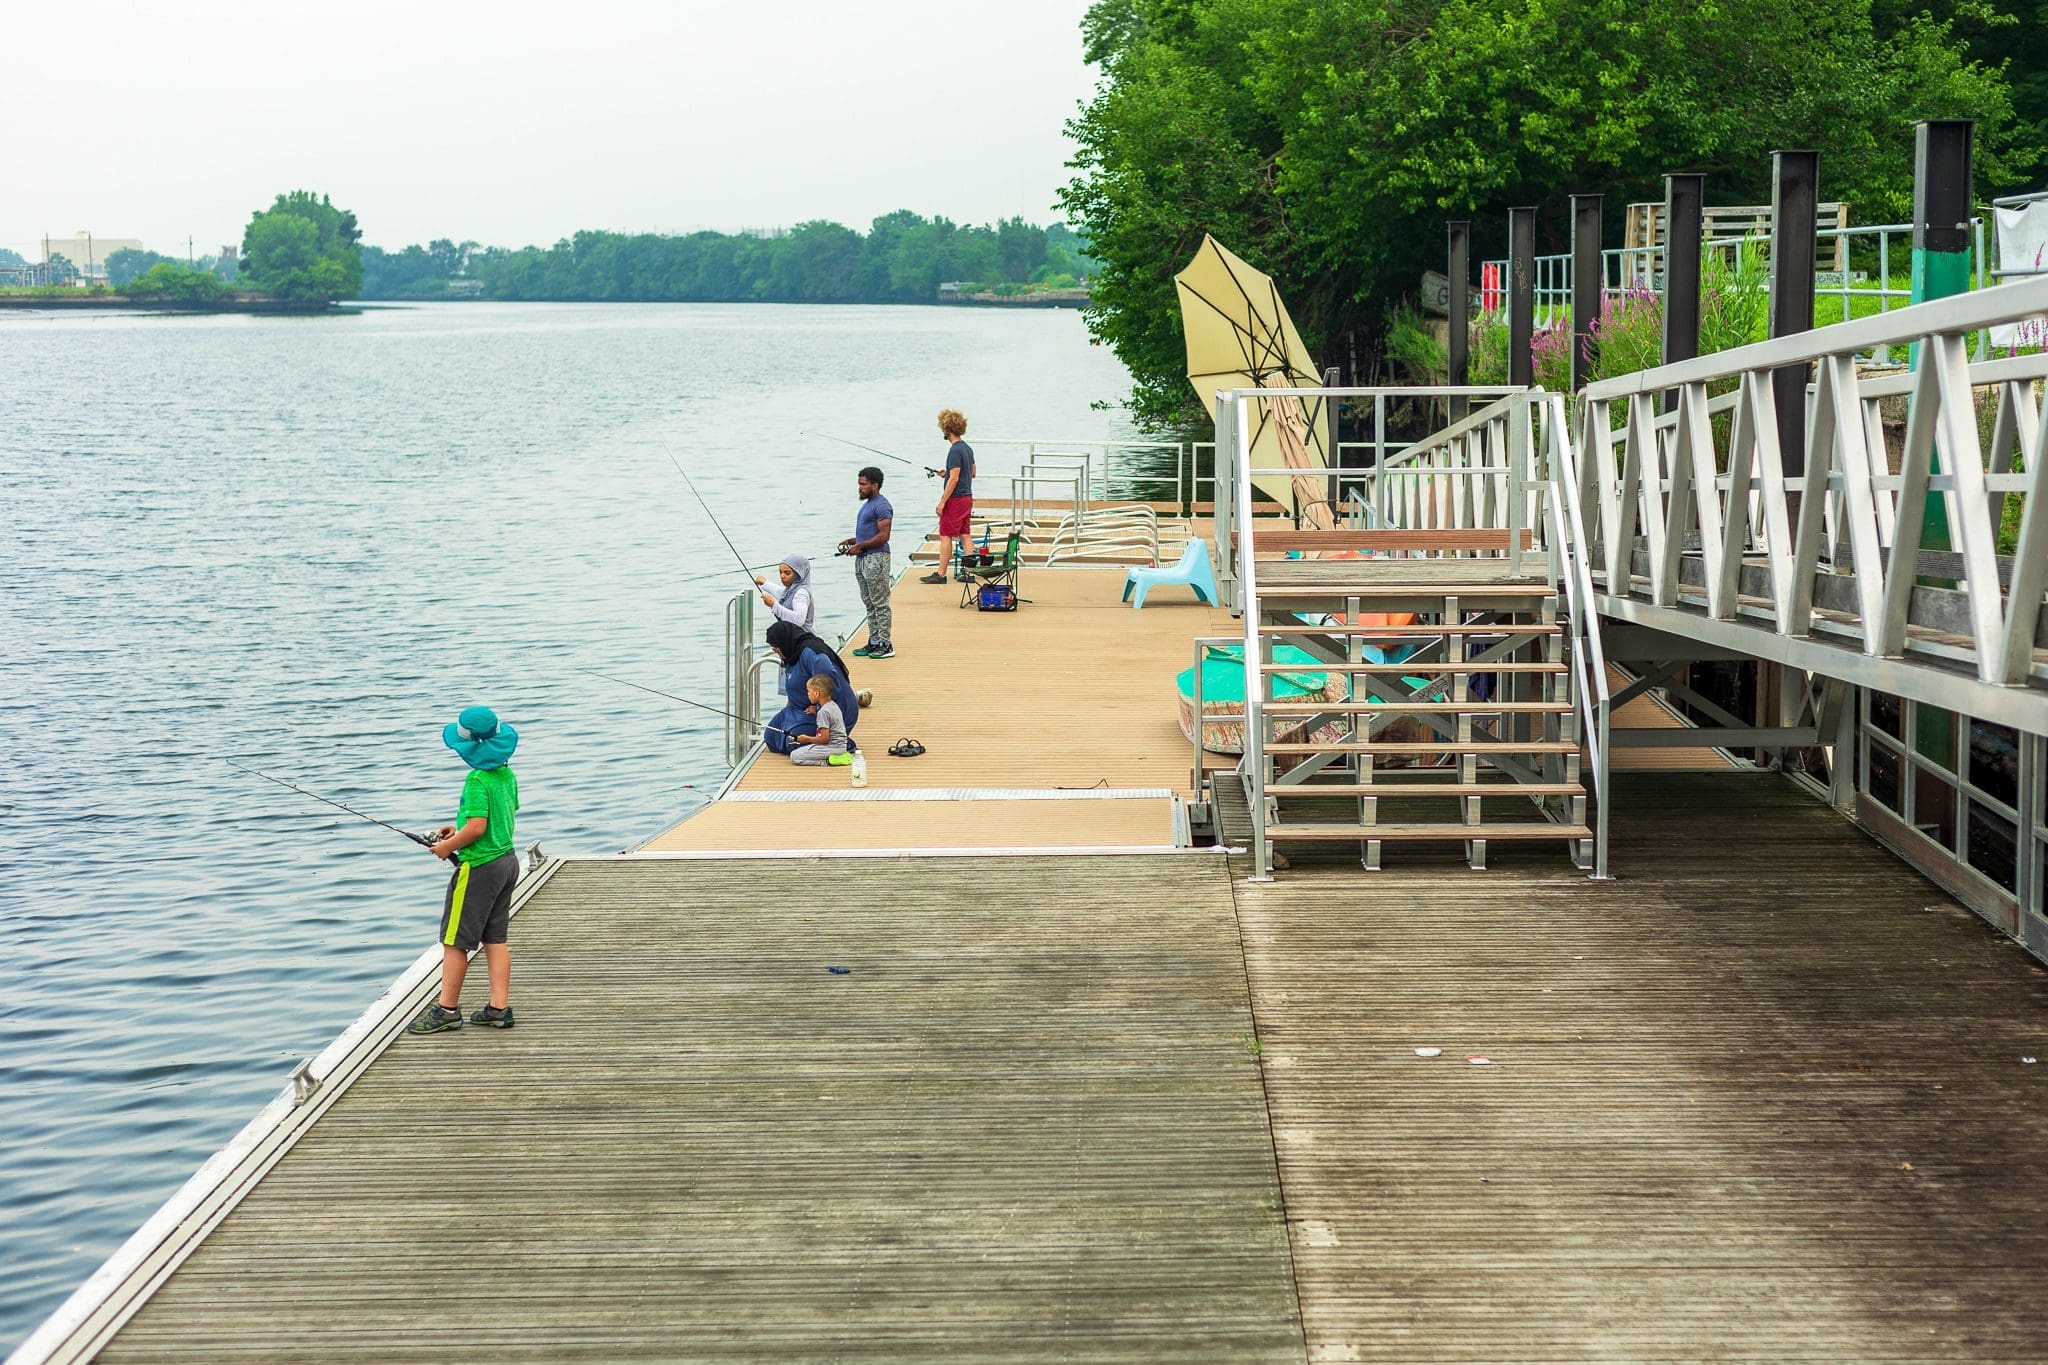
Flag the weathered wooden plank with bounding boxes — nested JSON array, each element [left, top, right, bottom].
[[96, 855, 1304, 1363], [1237, 771, 2048, 1361]]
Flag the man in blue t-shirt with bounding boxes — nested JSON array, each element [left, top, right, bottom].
[[840, 465, 896, 659]]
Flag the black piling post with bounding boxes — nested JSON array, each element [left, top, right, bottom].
[[1508, 207, 1536, 389], [1661, 174, 1705, 410], [1448, 220, 1470, 420], [1571, 193, 1604, 392], [1913, 119, 1976, 554], [1768, 150, 1819, 474]]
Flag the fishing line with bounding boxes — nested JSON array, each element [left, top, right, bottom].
[[576, 667, 793, 739], [656, 439, 767, 595], [799, 429, 942, 478], [224, 760, 437, 849]]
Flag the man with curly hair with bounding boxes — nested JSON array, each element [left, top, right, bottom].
[[920, 407, 975, 584]]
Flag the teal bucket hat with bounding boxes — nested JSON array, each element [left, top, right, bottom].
[[443, 705, 518, 770]]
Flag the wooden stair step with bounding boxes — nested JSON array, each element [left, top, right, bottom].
[[1265, 783, 1584, 798], [1258, 661, 1566, 674], [1263, 740, 1579, 755], [1266, 822, 1593, 841], [1262, 700, 1572, 715], [1257, 623, 1561, 637]]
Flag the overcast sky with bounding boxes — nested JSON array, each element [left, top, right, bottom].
[[2, 0, 1100, 259]]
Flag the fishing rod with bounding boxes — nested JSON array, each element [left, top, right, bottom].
[[576, 667, 793, 739], [799, 429, 942, 478], [656, 439, 769, 595], [224, 760, 438, 850]]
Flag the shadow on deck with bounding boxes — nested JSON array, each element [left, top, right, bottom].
[[1237, 770, 2048, 1359]]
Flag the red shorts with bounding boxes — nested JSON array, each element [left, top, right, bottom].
[[939, 496, 973, 538]]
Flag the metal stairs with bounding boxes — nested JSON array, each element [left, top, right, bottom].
[[1240, 563, 1591, 871]]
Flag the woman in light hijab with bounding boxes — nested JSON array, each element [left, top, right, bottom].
[[755, 553, 814, 628]]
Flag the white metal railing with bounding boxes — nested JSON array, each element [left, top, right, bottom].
[[1223, 390, 1272, 878], [1212, 383, 1569, 876], [1569, 276, 2048, 719], [1205, 386, 1526, 609], [968, 436, 1191, 510], [1537, 391, 1614, 877], [722, 589, 767, 767]]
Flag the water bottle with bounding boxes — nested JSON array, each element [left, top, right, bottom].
[[851, 750, 868, 787]]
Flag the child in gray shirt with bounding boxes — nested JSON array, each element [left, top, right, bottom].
[[788, 673, 850, 766]]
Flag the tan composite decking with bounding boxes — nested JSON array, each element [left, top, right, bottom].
[[645, 566, 1230, 853]]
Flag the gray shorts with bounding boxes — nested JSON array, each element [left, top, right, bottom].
[[440, 851, 519, 950]]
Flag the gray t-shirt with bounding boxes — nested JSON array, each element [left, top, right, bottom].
[[813, 700, 848, 754], [944, 440, 974, 499]]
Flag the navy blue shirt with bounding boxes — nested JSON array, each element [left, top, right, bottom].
[[855, 491, 893, 556], [944, 440, 974, 499]]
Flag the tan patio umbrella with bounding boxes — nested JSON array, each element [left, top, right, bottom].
[[1175, 234, 1334, 525]]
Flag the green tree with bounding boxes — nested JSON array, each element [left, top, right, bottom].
[[1063, 0, 2038, 428], [240, 190, 363, 302], [118, 262, 228, 303]]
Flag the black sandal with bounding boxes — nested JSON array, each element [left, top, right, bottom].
[[887, 738, 926, 757]]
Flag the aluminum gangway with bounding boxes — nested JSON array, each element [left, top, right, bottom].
[[1208, 277, 2048, 955]]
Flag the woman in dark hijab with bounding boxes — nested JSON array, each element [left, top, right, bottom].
[[764, 621, 860, 754]]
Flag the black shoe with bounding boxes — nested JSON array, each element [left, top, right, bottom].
[[469, 1004, 515, 1029], [864, 645, 895, 659], [919, 572, 947, 584], [407, 1003, 464, 1035]]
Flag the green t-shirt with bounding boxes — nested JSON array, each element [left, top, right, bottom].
[[456, 766, 519, 866]]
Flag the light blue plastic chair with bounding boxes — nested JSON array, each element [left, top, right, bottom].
[[1123, 538, 1218, 608]]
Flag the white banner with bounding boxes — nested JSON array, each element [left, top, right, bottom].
[[1990, 199, 2048, 349]]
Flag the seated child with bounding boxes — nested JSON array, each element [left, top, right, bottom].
[[788, 673, 850, 766]]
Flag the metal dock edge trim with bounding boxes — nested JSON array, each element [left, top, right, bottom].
[[610, 844, 1219, 861], [5, 856, 568, 1365], [717, 786, 1178, 802]]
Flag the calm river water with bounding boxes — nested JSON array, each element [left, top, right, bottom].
[[0, 301, 1135, 1347]]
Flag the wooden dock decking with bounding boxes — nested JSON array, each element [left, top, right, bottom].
[[646, 566, 1231, 853], [1239, 772, 2048, 1360], [94, 855, 1304, 1362], [65, 770, 2048, 1360]]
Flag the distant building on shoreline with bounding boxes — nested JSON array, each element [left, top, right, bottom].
[[42, 231, 147, 283]]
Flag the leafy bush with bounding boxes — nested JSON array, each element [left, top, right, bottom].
[[117, 262, 228, 303], [1384, 302, 1446, 383]]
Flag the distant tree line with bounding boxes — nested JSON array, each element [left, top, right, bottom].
[[357, 214, 1096, 302]]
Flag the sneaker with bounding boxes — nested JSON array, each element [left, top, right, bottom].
[[826, 753, 854, 766], [469, 1004, 515, 1029], [851, 645, 876, 657], [864, 645, 895, 659], [918, 572, 947, 584], [407, 1003, 464, 1035]]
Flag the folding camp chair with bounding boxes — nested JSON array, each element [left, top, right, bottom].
[[959, 529, 1023, 609]]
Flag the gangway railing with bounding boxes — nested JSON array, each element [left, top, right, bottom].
[[1537, 392, 1615, 877], [1566, 274, 2048, 726]]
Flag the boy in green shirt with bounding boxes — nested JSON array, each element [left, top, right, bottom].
[[408, 705, 522, 1034]]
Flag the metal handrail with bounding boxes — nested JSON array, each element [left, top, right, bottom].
[[1227, 392, 1273, 879], [1539, 393, 1613, 878], [1187, 635, 1243, 795]]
